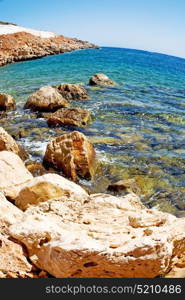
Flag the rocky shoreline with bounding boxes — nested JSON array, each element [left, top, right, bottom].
[[0, 31, 98, 67], [0, 73, 185, 278]]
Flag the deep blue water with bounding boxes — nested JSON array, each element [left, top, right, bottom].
[[1, 47, 185, 212]]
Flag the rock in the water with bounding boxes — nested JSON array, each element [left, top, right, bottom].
[[108, 179, 140, 195], [0, 127, 28, 160], [57, 83, 89, 100], [0, 151, 33, 200], [15, 173, 89, 211], [0, 93, 16, 111], [10, 192, 185, 278], [25, 86, 70, 112], [43, 131, 96, 181], [47, 107, 91, 127], [89, 73, 116, 86]]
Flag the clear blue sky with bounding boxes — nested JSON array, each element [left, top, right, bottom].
[[0, 0, 185, 58]]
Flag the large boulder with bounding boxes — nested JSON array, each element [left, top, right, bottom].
[[0, 127, 27, 160], [0, 93, 16, 111], [89, 73, 116, 86], [15, 173, 89, 211], [43, 131, 96, 181], [10, 193, 185, 278], [0, 151, 33, 200], [47, 107, 91, 127], [57, 84, 89, 100], [24, 86, 70, 112]]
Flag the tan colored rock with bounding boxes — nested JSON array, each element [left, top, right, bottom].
[[165, 253, 185, 278], [0, 192, 32, 278], [43, 131, 96, 181], [0, 151, 33, 199], [0, 233, 32, 276], [0, 127, 28, 160], [0, 192, 23, 234], [47, 107, 91, 127], [89, 73, 116, 86], [24, 86, 70, 112], [10, 193, 185, 278], [15, 173, 89, 211], [0, 93, 16, 111], [57, 83, 89, 100]]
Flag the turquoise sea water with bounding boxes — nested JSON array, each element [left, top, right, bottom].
[[1, 47, 185, 214]]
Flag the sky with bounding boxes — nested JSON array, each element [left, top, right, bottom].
[[0, 0, 185, 59]]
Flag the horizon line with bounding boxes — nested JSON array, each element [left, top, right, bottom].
[[95, 45, 185, 61]]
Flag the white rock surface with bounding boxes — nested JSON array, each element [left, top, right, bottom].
[[0, 24, 56, 38], [0, 151, 33, 199], [10, 193, 185, 278]]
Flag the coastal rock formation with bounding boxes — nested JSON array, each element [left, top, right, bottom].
[[0, 93, 16, 111], [89, 73, 116, 86], [0, 30, 98, 67], [0, 151, 33, 199], [10, 192, 185, 278], [57, 84, 89, 101], [15, 173, 88, 211], [47, 107, 91, 127], [0, 127, 28, 160], [43, 131, 96, 181], [25, 86, 70, 112]]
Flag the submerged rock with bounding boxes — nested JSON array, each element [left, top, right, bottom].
[[108, 179, 140, 195], [0, 127, 28, 160], [57, 83, 89, 100], [89, 73, 116, 86], [0, 93, 16, 111], [0, 151, 33, 200], [15, 173, 88, 211], [47, 107, 91, 127], [24, 86, 70, 112], [43, 131, 96, 181], [10, 192, 185, 278]]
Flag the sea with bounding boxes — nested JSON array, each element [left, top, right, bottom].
[[1, 47, 185, 215]]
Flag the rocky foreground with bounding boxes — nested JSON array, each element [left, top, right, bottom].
[[0, 149, 185, 278], [0, 24, 98, 66], [0, 74, 185, 278]]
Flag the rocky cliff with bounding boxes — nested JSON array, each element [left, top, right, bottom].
[[0, 24, 98, 66]]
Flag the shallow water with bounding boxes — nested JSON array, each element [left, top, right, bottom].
[[1, 47, 185, 215]]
